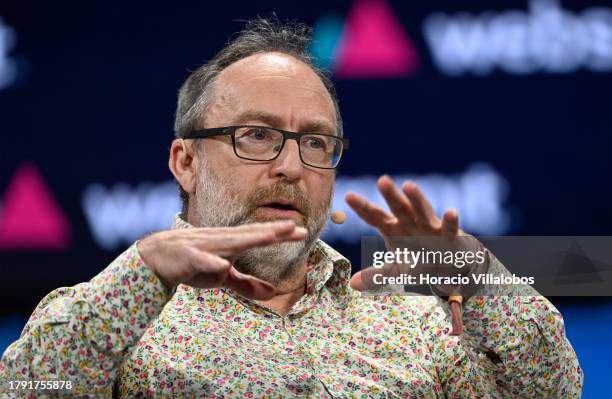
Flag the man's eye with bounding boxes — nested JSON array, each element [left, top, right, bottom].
[[245, 129, 269, 140], [305, 137, 325, 150], [253, 130, 267, 140]]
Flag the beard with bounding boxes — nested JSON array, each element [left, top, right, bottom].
[[191, 156, 332, 286]]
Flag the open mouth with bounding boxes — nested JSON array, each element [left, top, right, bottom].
[[258, 200, 302, 218], [265, 203, 298, 211]]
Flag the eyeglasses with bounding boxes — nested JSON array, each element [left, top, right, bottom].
[[183, 125, 349, 169]]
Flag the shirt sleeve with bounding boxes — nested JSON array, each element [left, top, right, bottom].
[[419, 254, 584, 398], [0, 243, 173, 397]]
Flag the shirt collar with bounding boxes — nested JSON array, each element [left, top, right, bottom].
[[171, 213, 352, 294]]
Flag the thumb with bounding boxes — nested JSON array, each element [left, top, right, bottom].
[[223, 266, 276, 300], [349, 271, 364, 291]]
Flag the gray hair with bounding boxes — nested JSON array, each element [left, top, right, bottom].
[[173, 17, 343, 215]]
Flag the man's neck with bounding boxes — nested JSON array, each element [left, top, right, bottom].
[[257, 262, 308, 316]]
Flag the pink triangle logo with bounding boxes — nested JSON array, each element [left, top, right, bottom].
[[0, 162, 71, 250], [333, 0, 419, 78]]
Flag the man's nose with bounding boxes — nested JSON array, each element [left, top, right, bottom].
[[269, 139, 304, 181]]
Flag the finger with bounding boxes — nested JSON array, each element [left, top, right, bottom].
[[441, 209, 459, 236], [350, 266, 397, 292], [401, 181, 437, 225], [377, 175, 417, 225], [223, 266, 276, 300], [274, 224, 310, 241], [349, 271, 363, 291], [345, 192, 394, 231], [184, 251, 235, 288], [203, 227, 307, 257], [195, 220, 298, 236]]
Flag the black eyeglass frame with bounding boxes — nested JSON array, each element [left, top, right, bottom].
[[182, 125, 349, 169]]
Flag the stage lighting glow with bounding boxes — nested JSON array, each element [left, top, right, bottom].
[[423, 0, 612, 75], [81, 163, 511, 249], [0, 18, 17, 90]]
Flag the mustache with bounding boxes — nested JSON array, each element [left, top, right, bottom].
[[245, 183, 311, 218]]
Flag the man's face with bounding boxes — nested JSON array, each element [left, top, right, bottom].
[[190, 52, 337, 284]]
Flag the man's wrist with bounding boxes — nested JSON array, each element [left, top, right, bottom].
[[136, 239, 175, 292]]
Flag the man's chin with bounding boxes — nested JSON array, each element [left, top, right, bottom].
[[234, 239, 309, 285]]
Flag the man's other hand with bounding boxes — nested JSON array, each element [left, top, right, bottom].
[[346, 175, 485, 296]]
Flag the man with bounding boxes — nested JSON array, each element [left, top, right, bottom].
[[1, 18, 582, 398]]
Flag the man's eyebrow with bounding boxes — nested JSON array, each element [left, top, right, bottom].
[[300, 120, 336, 135], [233, 110, 283, 127], [232, 110, 337, 135]]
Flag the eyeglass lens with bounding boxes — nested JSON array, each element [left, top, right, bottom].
[[233, 127, 343, 168]]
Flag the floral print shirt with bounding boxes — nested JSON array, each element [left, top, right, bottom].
[[1, 215, 583, 398]]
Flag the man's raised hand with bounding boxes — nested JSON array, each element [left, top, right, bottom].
[[346, 175, 460, 238], [346, 175, 484, 294], [137, 220, 307, 300]]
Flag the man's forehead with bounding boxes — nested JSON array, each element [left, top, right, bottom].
[[209, 52, 337, 131], [219, 52, 316, 80]]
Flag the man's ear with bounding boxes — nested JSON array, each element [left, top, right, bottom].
[[169, 139, 197, 195]]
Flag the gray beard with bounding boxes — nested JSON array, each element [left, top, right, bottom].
[[191, 156, 331, 286]]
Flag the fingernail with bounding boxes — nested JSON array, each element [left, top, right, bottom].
[[295, 227, 308, 235]]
